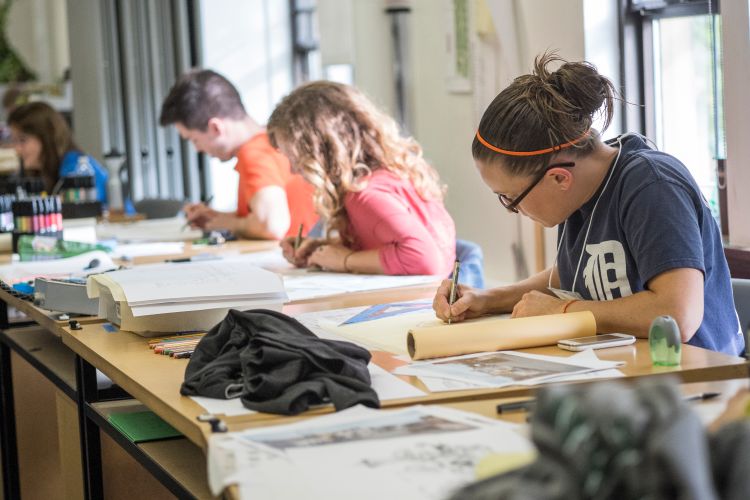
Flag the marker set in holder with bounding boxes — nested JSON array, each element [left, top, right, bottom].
[[0, 176, 46, 235], [0, 176, 45, 196], [60, 175, 103, 219], [60, 175, 97, 202], [11, 196, 63, 253]]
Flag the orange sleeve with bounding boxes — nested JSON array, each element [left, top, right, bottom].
[[235, 150, 290, 216]]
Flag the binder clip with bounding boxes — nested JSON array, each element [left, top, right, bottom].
[[197, 413, 227, 433]]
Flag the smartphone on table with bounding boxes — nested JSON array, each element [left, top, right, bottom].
[[557, 333, 636, 351]]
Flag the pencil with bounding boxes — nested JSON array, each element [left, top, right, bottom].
[[182, 195, 215, 231], [448, 260, 460, 325], [294, 223, 304, 252]]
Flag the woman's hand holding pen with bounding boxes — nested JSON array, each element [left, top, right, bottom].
[[280, 237, 325, 267], [433, 281, 488, 323]]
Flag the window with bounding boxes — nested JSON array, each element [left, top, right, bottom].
[[625, 0, 724, 228], [651, 12, 723, 221]]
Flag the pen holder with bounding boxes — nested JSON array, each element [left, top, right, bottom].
[[648, 315, 681, 366]]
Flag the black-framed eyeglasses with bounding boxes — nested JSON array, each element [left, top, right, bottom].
[[497, 162, 576, 213]]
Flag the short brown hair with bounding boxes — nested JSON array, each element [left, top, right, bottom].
[[159, 69, 247, 131], [473, 52, 616, 176]]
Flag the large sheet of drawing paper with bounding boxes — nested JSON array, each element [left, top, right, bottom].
[[407, 311, 596, 360], [207, 405, 534, 499]]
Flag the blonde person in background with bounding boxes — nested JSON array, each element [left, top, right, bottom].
[[267, 81, 456, 276]]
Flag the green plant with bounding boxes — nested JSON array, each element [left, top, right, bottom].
[[0, 0, 37, 82]]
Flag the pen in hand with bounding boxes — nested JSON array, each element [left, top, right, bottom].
[[182, 195, 215, 231], [294, 223, 304, 254], [448, 259, 460, 325]]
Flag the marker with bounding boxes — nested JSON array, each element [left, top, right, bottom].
[[683, 392, 721, 402], [447, 260, 460, 325], [166, 254, 222, 263], [496, 399, 535, 414]]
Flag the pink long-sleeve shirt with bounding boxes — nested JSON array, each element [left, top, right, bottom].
[[344, 169, 456, 276]]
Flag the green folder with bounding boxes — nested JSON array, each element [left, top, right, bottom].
[[108, 411, 182, 443]]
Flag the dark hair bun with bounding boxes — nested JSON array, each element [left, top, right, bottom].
[[533, 52, 614, 131], [472, 51, 616, 175]]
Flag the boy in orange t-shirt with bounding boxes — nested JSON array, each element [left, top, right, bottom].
[[160, 69, 317, 239]]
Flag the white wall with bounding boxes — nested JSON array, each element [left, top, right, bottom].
[[199, 0, 293, 211], [7, 0, 70, 83], [350, 0, 397, 114], [66, 0, 108, 161], [326, 0, 587, 283], [723, 0, 750, 246]]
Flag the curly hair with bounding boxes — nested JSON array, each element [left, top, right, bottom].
[[268, 81, 444, 245], [473, 52, 616, 176]]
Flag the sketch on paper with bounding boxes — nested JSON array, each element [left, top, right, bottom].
[[208, 406, 535, 499], [414, 352, 586, 386], [341, 302, 434, 325], [361, 441, 493, 472], [243, 409, 476, 451]]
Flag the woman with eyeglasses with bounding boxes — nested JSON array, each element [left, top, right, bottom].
[[433, 52, 744, 356]]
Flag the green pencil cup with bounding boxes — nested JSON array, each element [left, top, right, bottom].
[[649, 315, 682, 366]]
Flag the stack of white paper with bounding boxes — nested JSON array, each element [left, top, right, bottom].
[[225, 250, 439, 301], [109, 241, 186, 259], [95, 216, 202, 243], [86, 260, 287, 335], [0, 250, 116, 285]]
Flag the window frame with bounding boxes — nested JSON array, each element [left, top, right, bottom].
[[619, 0, 750, 275]]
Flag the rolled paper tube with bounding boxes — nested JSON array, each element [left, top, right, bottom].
[[407, 311, 597, 360]]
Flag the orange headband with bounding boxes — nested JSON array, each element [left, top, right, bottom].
[[475, 130, 590, 157]]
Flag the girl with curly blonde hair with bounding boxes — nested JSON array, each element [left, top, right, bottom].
[[268, 81, 455, 276]]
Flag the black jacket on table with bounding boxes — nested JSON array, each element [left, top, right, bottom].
[[181, 309, 379, 415]]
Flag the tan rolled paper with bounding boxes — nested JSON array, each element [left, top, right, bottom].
[[407, 311, 597, 360]]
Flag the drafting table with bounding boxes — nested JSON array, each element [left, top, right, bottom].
[[2, 243, 749, 498]]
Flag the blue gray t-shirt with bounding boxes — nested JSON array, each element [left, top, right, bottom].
[[556, 134, 744, 356]]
